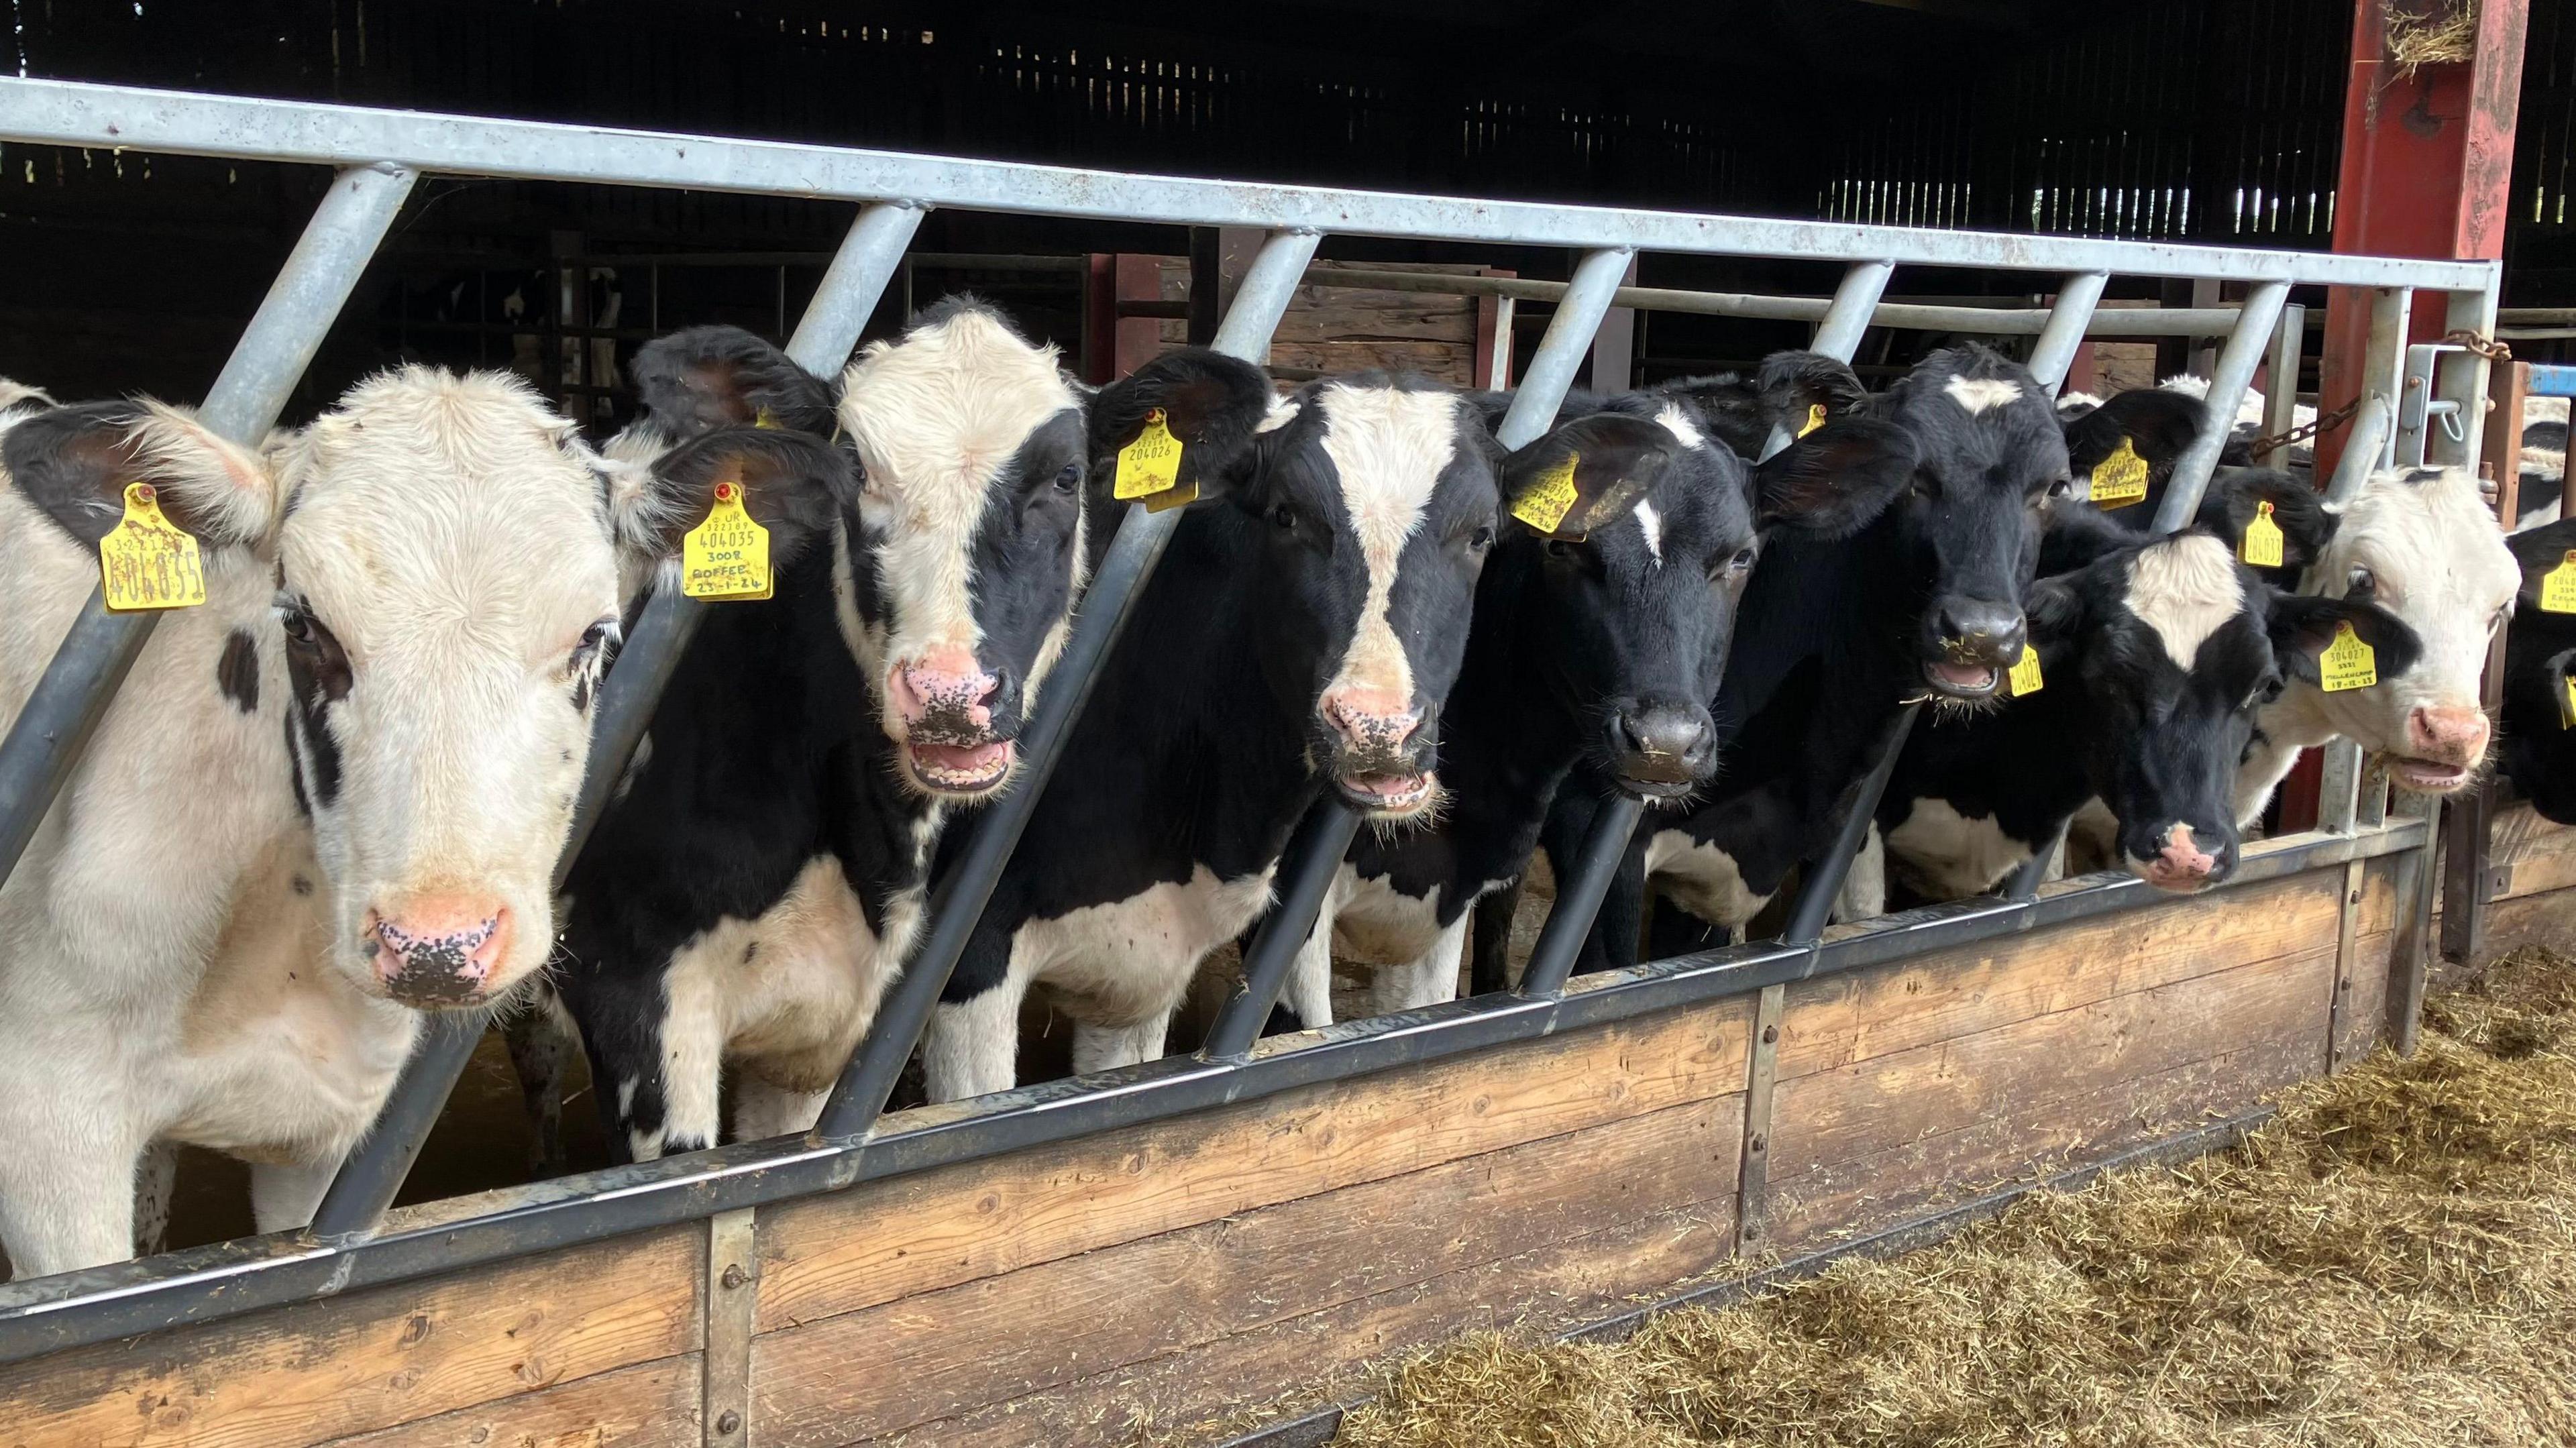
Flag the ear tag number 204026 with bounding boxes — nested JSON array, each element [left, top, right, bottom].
[[1114, 408, 1194, 513], [682, 479, 772, 602], [100, 482, 207, 612]]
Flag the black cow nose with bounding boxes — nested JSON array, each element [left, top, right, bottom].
[[1612, 704, 1717, 786], [1935, 598, 2026, 665]]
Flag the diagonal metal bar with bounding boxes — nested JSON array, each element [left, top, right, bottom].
[[2026, 271, 2108, 396], [1515, 795, 1647, 998], [785, 200, 927, 376], [1199, 799, 1364, 1058], [1759, 259, 1894, 461], [2151, 279, 2290, 535]]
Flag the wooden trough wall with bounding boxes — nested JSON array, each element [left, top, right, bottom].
[[2463, 798, 2576, 963], [0, 826, 2418, 1448]]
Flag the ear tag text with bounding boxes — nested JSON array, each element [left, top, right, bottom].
[[2240, 500, 2285, 567], [1114, 408, 1187, 502], [1510, 452, 1582, 535], [2004, 643, 2043, 698], [99, 482, 207, 612], [1799, 402, 1827, 439], [682, 479, 773, 602], [2540, 551, 2576, 614], [2090, 437, 2149, 509], [2318, 620, 2377, 692]]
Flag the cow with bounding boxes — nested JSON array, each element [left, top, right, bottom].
[[2498, 516, 2576, 822], [546, 307, 1273, 1162], [1275, 368, 1915, 1025], [918, 372, 1505, 1101], [0, 366, 828, 1276]]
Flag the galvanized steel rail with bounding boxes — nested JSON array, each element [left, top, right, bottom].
[[0, 78, 2496, 1356]]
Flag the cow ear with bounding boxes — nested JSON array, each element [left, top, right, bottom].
[[2267, 593, 2423, 687], [2, 398, 280, 552], [2063, 387, 2208, 516], [631, 325, 839, 439], [2026, 575, 2086, 647], [2206, 467, 2334, 570], [611, 425, 855, 567], [1652, 351, 1866, 459], [1750, 415, 1917, 537], [1498, 412, 1676, 540], [1088, 348, 1275, 504]]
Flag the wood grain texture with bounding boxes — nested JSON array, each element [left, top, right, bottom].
[[312, 1356, 702, 1448], [751, 1092, 1746, 1448], [0, 1227, 700, 1448], [2476, 887, 2576, 959], [757, 1000, 1751, 1332]]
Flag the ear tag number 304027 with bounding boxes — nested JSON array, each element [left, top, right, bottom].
[[2540, 551, 2576, 614], [1114, 408, 1193, 512], [2090, 437, 2149, 509], [682, 479, 773, 602], [100, 482, 207, 612], [2318, 620, 2377, 693]]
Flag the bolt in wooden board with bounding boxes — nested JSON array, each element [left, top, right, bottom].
[[2487, 801, 2576, 901], [311, 1355, 702, 1448], [0, 1225, 701, 1448], [755, 999, 1752, 1333]]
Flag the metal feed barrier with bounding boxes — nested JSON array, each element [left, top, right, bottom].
[[0, 80, 2498, 1360]]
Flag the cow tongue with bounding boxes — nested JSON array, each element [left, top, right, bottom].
[[1927, 661, 1996, 690], [911, 740, 1010, 781]]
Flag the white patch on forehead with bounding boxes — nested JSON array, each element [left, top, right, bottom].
[[2125, 533, 2244, 670], [1943, 375, 2025, 415], [1316, 383, 1462, 706], [1653, 400, 1707, 452], [1634, 498, 1664, 566]]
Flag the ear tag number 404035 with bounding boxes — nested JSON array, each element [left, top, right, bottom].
[[2090, 437, 2149, 510], [1114, 408, 1193, 512], [2318, 620, 2377, 693], [100, 482, 206, 612], [683, 478, 772, 602], [2540, 551, 2576, 614]]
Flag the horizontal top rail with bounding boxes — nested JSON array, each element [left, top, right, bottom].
[[0, 78, 2496, 292]]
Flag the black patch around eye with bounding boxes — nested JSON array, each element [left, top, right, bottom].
[[281, 709, 311, 819], [216, 629, 259, 716], [572, 671, 594, 714]]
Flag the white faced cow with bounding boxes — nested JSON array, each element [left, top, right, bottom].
[[0, 368, 826, 1276]]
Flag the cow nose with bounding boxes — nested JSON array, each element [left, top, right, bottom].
[[1321, 685, 1421, 758], [369, 897, 511, 1004], [1935, 598, 2026, 665], [1611, 704, 1717, 785], [2137, 824, 2222, 892], [890, 648, 1002, 738], [2405, 704, 2489, 766]]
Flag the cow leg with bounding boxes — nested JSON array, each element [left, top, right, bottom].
[[732, 1079, 830, 1144], [924, 926, 1026, 1103], [1370, 912, 1469, 1015], [249, 1158, 339, 1235], [1830, 822, 1887, 924], [1070, 1012, 1171, 1075], [131, 1141, 179, 1260], [502, 987, 580, 1176], [0, 1075, 147, 1276], [574, 970, 721, 1164], [1283, 899, 1338, 1031], [1468, 877, 1522, 995]]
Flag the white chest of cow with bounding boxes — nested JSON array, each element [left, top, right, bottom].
[[1642, 828, 1773, 928]]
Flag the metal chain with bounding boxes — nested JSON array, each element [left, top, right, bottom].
[[2244, 396, 2361, 461], [2442, 328, 2514, 361]]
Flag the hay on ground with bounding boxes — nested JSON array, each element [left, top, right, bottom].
[[1340, 947, 2576, 1447]]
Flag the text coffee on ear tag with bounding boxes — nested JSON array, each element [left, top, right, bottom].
[[2006, 643, 2044, 698], [1113, 408, 1187, 502], [2091, 437, 2149, 509], [2318, 620, 2378, 693], [2542, 551, 2576, 614], [2240, 500, 2286, 568], [99, 482, 207, 612], [682, 480, 773, 602], [1799, 402, 1827, 439], [1509, 452, 1582, 535]]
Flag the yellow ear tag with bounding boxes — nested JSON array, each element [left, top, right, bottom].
[[2318, 620, 2377, 693], [682, 479, 772, 602], [753, 406, 781, 431], [1113, 408, 1187, 503], [2541, 551, 2576, 614], [2559, 673, 2576, 730], [2240, 500, 2285, 568], [1799, 402, 1827, 439], [2090, 437, 2149, 509], [99, 482, 207, 612], [2005, 643, 2043, 698], [1510, 453, 1581, 533]]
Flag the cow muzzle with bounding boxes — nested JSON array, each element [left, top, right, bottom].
[[366, 895, 513, 1007], [1921, 597, 2025, 700], [890, 649, 1016, 796], [1605, 701, 1717, 801], [2389, 704, 2488, 792], [2126, 822, 2230, 893], [1320, 686, 1435, 818]]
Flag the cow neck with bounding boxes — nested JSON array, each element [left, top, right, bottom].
[[1431, 545, 1585, 857]]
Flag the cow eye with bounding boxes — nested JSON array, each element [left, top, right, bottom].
[[1717, 546, 1758, 579], [1270, 502, 1299, 532], [573, 618, 621, 669], [1465, 524, 1495, 552], [2346, 565, 2375, 599], [1053, 463, 1081, 493], [2046, 476, 2074, 499]]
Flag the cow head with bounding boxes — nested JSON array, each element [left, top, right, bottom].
[[4, 368, 845, 1007], [1229, 375, 1500, 818], [2501, 521, 2576, 823]]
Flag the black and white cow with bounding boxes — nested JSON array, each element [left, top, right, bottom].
[[920, 373, 1503, 1099], [2498, 516, 2576, 822], [549, 307, 1271, 1161], [1279, 370, 1915, 1023], [0, 367, 820, 1275]]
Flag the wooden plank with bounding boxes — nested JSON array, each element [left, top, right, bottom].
[[2339, 930, 2396, 1066], [750, 1092, 1746, 1448], [313, 1356, 702, 1448], [0, 1227, 700, 1448], [757, 1000, 1751, 1333], [2477, 887, 2576, 960], [2498, 840, 2576, 901], [1778, 869, 2339, 1082]]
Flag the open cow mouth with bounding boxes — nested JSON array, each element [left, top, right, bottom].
[[1613, 769, 1700, 803], [1922, 660, 2000, 700], [2386, 755, 2473, 793], [906, 738, 1015, 793], [1336, 769, 1436, 816]]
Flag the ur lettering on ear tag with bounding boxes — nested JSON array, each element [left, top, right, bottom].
[[1509, 453, 1582, 535], [1799, 402, 1827, 439], [2240, 500, 2285, 567], [2090, 437, 2149, 509], [2541, 551, 2576, 614], [2318, 620, 2377, 692], [1113, 408, 1187, 502], [682, 479, 772, 602], [99, 482, 207, 612], [2006, 643, 2043, 698]]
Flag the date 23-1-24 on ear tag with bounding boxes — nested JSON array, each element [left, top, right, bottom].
[[683, 479, 772, 602], [100, 482, 207, 612], [2241, 500, 2285, 567], [2319, 620, 2377, 692], [1114, 408, 1191, 511], [2540, 551, 2576, 613], [2090, 437, 2149, 509]]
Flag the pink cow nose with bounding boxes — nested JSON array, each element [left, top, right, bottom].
[[1321, 685, 1421, 757], [890, 649, 1001, 738], [369, 897, 511, 1005], [2139, 824, 2218, 891], [2405, 704, 2489, 767]]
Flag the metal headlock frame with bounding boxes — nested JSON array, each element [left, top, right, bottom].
[[0, 78, 2494, 1358]]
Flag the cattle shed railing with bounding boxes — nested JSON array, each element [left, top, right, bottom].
[[0, 78, 2500, 1378]]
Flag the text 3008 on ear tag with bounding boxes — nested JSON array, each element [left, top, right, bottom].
[[2318, 620, 2377, 692], [1114, 408, 1187, 503], [682, 480, 772, 602], [2240, 500, 2285, 568], [99, 482, 207, 612], [2091, 437, 2149, 509], [2542, 551, 2576, 614], [2005, 644, 2043, 698], [1510, 453, 1581, 535]]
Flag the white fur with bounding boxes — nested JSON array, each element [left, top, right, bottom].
[[2126, 533, 2245, 670], [1643, 828, 1772, 929], [1945, 376, 2025, 414], [1281, 865, 1479, 1029], [1654, 400, 1707, 452], [1885, 798, 2034, 899], [1829, 822, 1886, 924], [1315, 384, 1462, 715], [1634, 498, 1665, 567]]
